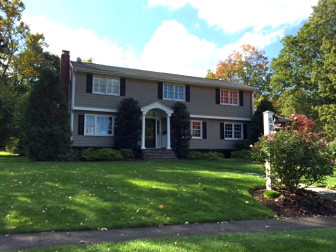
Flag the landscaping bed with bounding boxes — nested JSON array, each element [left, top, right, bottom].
[[253, 188, 336, 217]]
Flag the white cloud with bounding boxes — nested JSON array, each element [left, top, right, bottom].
[[23, 16, 283, 77], [148, 0, 318, 33], [23, 16, 137, 66]]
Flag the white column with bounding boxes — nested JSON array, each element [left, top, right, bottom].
[[263, 110, 274, 135], [141, 113, 146, 149], [263, 110, 274, 190], [166, 115, 171, 149]]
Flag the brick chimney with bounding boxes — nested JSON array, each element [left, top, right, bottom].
[[60, 50, 70, 101]]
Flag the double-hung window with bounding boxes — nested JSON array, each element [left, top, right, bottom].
[[84, 115, 113, 136], [93, 76, 120, 96], [163, 84, 185, 101], [191, 121, 202, 139], [224, 123, 242, 140], [220, 90, 238, 105]]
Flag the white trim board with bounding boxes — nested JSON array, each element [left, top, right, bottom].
[[73, 106, 118, 113], [72, 107, 251, 121], [190, 114, 251, 121]]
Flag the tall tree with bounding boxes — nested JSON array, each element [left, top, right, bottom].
[[22, 53, 71, 160], [207, 44, 272, 97], [250, 97, 277, 143], [270, 0, 336, 140], [114, 98, 142, 156], [171, 102, 191, 159], [0, 0, 50, 147]]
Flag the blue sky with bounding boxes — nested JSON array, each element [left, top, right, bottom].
[[23, 0, 318, 77]]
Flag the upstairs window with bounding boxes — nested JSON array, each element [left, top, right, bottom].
[[163, 84, 185, 101], [84, 115, 113, 136], [220, 90, 239, 105], [93, 76, 120, 96]]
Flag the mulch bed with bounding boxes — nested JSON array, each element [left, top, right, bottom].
[[252, 188, 336, 217]]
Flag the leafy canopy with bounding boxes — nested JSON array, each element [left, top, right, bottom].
[[207, 44, 272, 97], [270, 0, 336, 140]]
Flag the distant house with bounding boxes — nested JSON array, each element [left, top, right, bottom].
[[60, 50, 256, 153]]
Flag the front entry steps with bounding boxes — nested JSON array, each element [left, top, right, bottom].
[[142, 149, 177, 161]]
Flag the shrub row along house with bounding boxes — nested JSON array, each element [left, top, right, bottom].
[[60, 50, 256, 157]]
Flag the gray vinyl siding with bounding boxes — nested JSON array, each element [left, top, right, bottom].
[[190, 119, 245, 149], [73, 72, 253, 119], [72, 111, 115, 147]]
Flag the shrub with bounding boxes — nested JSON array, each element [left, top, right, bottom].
[[55, 148, 81, 161], [81, 148, 123, 161], [231, 150, 251, 160], [188, 151, 223, 160], [326, 140, 336, 163], [305, 195, 318, 207], [5, 137, 20, 154], [263, 190, 280, 199], [326, 183, 336, 190], [252, 130, 334, 192], [114, 98, 141, 156], [322, 196, 334, 204], [120, 149, 134, 160], [234, 139, 251, 150], [21, 66, 71, 161], [171, 102, 191, 158]]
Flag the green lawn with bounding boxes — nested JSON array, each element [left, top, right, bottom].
[[0, 157, 274, 233], [30, 228, 336, 252]]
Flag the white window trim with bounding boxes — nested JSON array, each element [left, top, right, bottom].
[[163, 84, 185, 101], [224, 122, 243, 140], [92, 75, 120, 96], [84, 114, 114, 136], [191, 120, 202, 139], [220, 90, 239, 106]]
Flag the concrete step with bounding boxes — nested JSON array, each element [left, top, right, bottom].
[[142, 149, 177, 161]]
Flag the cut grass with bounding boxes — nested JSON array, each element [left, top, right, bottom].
[[0, 157, 274, 233], [30, 228, 336, 252]]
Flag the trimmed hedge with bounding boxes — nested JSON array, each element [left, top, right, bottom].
[[81, 148, 126, 161], [231, 149, 252, 160], [188, 151, 223, 160]]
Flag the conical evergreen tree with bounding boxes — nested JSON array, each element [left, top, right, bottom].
[[171, 102, 191, 158], [114, 98, 141, 155], [22, 56, 71, 160]]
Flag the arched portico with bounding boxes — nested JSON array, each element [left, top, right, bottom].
[[140, 101, 173, 150]]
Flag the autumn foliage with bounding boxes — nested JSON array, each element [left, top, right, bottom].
[[207, 44, 272, 97]]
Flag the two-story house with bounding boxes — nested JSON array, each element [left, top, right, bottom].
[[60, 50, 255, 153]]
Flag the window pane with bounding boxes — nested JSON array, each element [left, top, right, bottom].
[[85, 115, 95, 135], [99, 84, 106, 93], [86, 115, 94, 125], [192, 121, 201, 137], [220, 90, 229, 104], [164, 84, 174, 100], [231, 91, 238, 105], [224, 124, 233, 138], [234, 124, 242, 139], [85, 126, 95, 135], [96, 116, 109, 135], [175, 86, 185, 101], [93, 84, 100, 93]]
